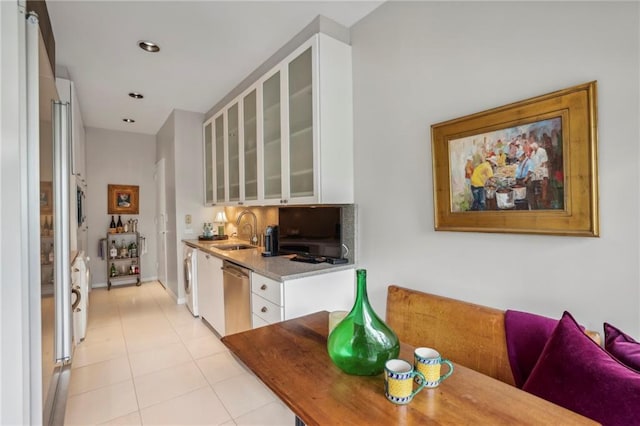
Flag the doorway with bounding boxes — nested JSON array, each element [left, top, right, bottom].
[[155, 158, 168, 288]]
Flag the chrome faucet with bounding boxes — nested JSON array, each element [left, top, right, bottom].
[[236, 209, 258, 246]]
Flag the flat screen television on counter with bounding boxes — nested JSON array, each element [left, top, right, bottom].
[[278, 206, 342, 258]]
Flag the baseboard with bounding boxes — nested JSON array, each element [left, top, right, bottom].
[[165, 286, 185, 304]]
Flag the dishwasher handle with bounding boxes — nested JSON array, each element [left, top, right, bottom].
[[222, 266, 249, 280]]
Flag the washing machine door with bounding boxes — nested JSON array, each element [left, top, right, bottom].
[[184, 251, 192, 295]]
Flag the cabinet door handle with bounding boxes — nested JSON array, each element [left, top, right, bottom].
[[261, 306, 268, 313], [260, 284, 267, 290]]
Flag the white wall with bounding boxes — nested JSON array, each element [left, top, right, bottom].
[[174, 109, 214, 238], [351, 1, 640, 336], [85, 127, 157, 286], [156, 109, 216, 300], [172, 109, 217, 298]]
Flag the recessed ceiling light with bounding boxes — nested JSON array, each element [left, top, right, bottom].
[[138, 40, 160, 53], [123, 118, 135, 123], [129, 92, 144, 99]]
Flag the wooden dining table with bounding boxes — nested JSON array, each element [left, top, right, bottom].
[[221, 311, 598, 425]]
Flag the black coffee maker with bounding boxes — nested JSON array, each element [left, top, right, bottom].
[[262, 225, 279, 257]]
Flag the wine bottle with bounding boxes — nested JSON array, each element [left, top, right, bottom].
[[110, 263, 117, 277], [117, 215, 123, 233], [48, 243, 54, 264], [110, 215, 116, 233]]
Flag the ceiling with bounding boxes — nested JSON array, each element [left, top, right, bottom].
[[46, 1, 383, 135]]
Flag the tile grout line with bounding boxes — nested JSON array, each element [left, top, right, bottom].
[[118, 284, 145, 425], [160, 293, 238, 423], [66, 286, 135, 424], [126, 283, 211, 420]]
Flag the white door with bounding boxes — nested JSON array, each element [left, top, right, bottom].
[[155, 159, 168, 287]]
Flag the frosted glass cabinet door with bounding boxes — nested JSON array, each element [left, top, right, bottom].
[[204, 122, 214, 204], [214, 114, 225, 202], [288, 47, 314, 199], [243, 89, 258, 202], [263, 71, 282, 200], [227, 103, 240, 202]]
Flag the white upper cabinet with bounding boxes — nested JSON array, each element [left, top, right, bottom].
[[203, 33, 353, 206], [203, 113, 226, 205], [203, 122, 214, 204], [215, 113, 226, 203], [242, 89, 259, 203], [262, 69, 283, 203], [287, 46, 314, 201], [227, 102, 240, 203]]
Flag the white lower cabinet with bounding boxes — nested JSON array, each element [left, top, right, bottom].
[[252, 313, 270, 329], [197, 250, 224, 334], [251, 268, 355, 327], [251, 293, 283, 324]]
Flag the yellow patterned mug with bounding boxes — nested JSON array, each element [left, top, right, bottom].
[[384, 359, 426, 404], [414, 347, 454, 387]]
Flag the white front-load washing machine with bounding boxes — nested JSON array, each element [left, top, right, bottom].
[[183, 245, 199, 316]]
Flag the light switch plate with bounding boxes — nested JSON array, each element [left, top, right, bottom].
[[185, 214, 192, 225]]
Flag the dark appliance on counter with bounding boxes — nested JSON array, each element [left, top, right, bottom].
[[278, 206, 343, 261], [262, 225, 279, 257]]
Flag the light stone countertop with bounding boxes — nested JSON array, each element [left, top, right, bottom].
[[183, 238, 355, 282]]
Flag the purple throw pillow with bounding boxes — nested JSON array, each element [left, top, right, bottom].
[[523, 311, 640, 426], [604, 322, 640, 372], [504, 310, 558, 388]]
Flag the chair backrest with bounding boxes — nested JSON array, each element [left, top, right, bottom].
[[386, 285, 516, 386]]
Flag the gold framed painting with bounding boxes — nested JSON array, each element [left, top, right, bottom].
[[431, 81, 599, 236], [108, 184, 139, 215]]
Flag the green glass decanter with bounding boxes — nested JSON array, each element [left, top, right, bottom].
[[327, 269, 400, 375]]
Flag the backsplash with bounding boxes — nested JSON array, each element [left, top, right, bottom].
[[219, 205, 356, 262], [341, 204, 356, 262], [222, 206, 278, 243]]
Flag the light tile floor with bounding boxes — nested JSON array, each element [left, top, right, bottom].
[[64, 281, 295, 425]]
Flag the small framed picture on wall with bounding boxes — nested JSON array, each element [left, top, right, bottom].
[[108, 184, 139, 214]]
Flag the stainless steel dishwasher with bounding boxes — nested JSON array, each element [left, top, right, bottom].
[[222, 261, 252, 335]]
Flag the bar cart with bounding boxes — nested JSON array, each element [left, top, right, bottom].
[[106, 231, 140, 290]]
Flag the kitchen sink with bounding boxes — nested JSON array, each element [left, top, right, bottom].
[[216, 244, 256, 251]]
